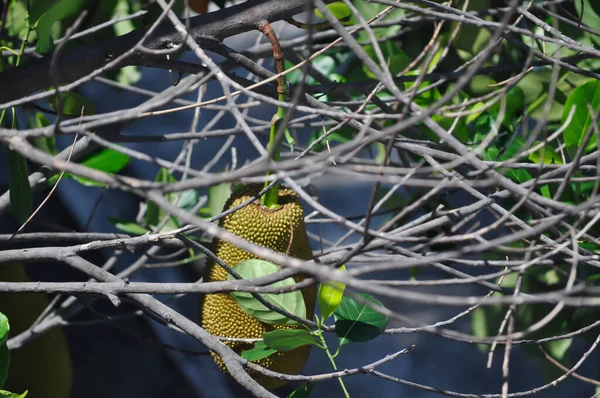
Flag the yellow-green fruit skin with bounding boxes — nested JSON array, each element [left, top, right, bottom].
[[200, 185, 314, 389]]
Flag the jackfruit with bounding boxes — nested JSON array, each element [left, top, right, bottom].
[[200, 184, 314, 389]]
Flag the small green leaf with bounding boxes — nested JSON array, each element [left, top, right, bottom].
[[208, 182, 231, 217], [109, 217, 149, 235], [318, 265, 346, 319], [528, 143, 563, 165], [537, 269, 561, 286], [48, 92, 96, 116], [287, 382, 316, 398], [0, 391, 28, 398], [263, 329, 320, 352], [544, 338, 572, 361], [6, 1, 28, 38], [7, 149, 32, 224], [228, 259, 306, 325], [30, 113, 55, 154], [35, 0, 86, 53], [241, 341, 278, 361], [82, 149, 130, 173], [314, 2, 352, 23], [0, 312, 9, 390], [176, 189, 199, 212], [334, 293, 388, 345], [562, 80, 600, 151], [49, 148, 130, 187]]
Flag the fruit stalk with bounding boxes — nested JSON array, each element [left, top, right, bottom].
[[258, 21, 288, 209]]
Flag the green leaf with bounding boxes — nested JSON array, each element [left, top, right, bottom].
[[575, 0, 600, 46], [484, 137, 533, 184], [48, 148, 130, 187], [143, 168, 190, 231], [6, 1, 28, 38], [7, 149, 32, 224], [0, 391, 28, 398], [309, 127, 355, 152], [528, 143, 563, 165], [176, 189, 199, 212], [314, 2, 352, 24], [29, 113, 55, 154], [109, 217, 149, 235], [29, 0, 53, 24], [241, 341, 278, 361], [228, 259, 306, 325], [35, 0, 86, 53], [544, 338, 572, 361], [0, 312, 9, 390], [82, 149, 129, 173], [48, 92, 96, 116], [537, 268, 561, 286], [562, 80, 600, 151], [208, 182, 231, 217], [318, 265, 346, 319], [0, 313, 8, 346], [334, 293, 388, 345], [362, 42, 411, 79], [287, 382, 316, 398], [262, 329, 320, 352]]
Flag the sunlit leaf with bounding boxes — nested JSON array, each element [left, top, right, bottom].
[[318, 265, 346, 319], [228, 259, 306, 325], [263, 329, 320, 352], [334, 293, 388, 346]]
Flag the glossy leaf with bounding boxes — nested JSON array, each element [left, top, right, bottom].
[[562, 80, 600, 151], [35, 0, 86, 53], [0, 312, 9, 389], [318, 265, 346, 319], [287, 382, 316, 398], [241, 341, 277, 361], [263, 329, 320, 352], [228, 259, 306, 325], [334, 294, 388, 345], [7, 149, 32, 224]]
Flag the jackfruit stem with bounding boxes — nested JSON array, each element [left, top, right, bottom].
[[259, 20, 289, 209], [263, 103, 284, 209]]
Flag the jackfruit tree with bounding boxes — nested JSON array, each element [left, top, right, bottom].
[[1, 0, 600, 398]]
